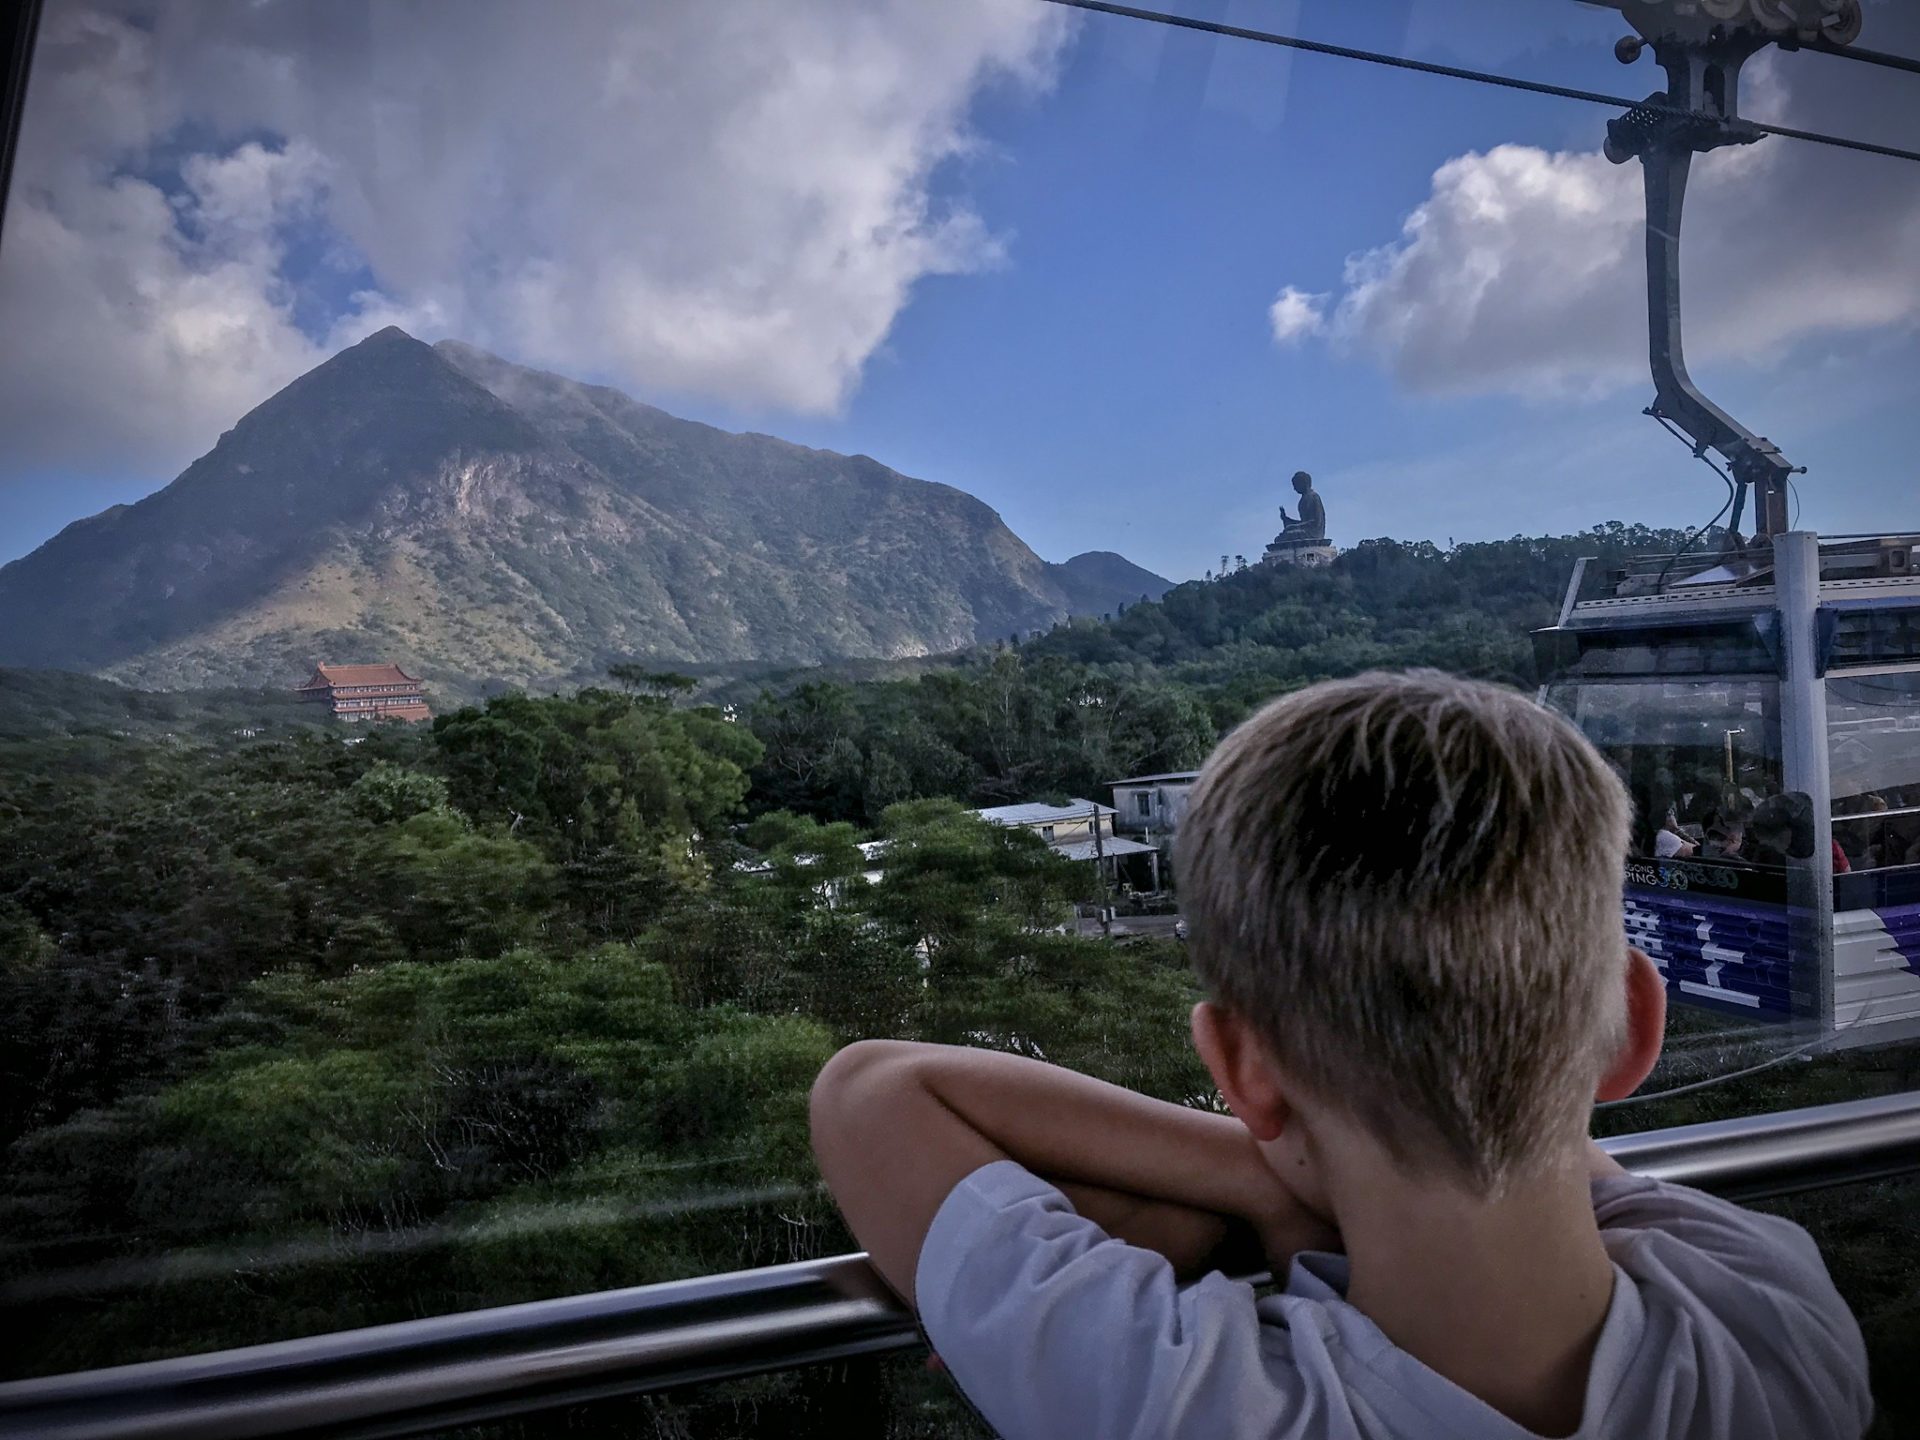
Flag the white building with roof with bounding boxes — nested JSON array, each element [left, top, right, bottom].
[[1107, 770, 1201, 837], [972, 798, 1162, 890], [740, 801, 1166, 899]]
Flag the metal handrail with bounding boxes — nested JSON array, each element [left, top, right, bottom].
[[5, 1089, 1920, 1440]]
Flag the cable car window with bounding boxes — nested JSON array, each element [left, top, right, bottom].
[[1532, 622, 1778, 683], [1542, 677, 1785, 863], [1828, 608, 1920, 669], [1829, 671, 1920, 872]]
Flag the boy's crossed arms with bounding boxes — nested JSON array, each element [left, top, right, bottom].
[[810, 1036, 1334, 1305]]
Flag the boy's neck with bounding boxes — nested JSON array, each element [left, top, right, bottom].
[[1329, 1149, 1614, 1439]]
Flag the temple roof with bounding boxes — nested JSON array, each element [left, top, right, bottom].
[[297, 663, 422, 689]]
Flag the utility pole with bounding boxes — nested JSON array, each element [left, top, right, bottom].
[[1091, 803, 1111, 932]]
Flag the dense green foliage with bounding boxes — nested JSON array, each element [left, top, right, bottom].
[[745, 652, 1216, 823], [0, 666, 327, 743], [0, 680, 1205, 1427], [3, 523, 1915, 1437]]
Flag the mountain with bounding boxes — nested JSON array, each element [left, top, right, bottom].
[[0, 329, 1169, 690], [1045, 551, 1173, 617]]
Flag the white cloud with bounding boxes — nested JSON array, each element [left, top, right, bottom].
[[1279, 12, 1920, 399], [1268, 285, 1327, 346], [1328, 143, 1646, 396], [0, 131, 337, 475], [0, 0, 1069, 482]]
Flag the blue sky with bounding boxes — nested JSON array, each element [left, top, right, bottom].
[[2, 0, 1916, 582], [736, 1, 1920, 578]]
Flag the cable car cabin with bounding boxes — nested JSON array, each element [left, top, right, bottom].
[[1535, 532, 1920, 1048]]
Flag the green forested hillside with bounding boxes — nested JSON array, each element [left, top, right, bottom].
[[0, 667, 324, 743], [731, 523, 1712, 824], [1019, 525, 1699, 716], [0, 683, 1200, 1399]]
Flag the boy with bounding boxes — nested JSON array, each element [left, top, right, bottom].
[[810, 671, 1870, 1440]]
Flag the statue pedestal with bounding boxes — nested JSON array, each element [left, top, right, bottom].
[[1262, 542, 1336, 569]]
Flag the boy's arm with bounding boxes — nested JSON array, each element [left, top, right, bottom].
[[809, 1039, 1327, 1302], [1048, 1178, 1270, 1280]]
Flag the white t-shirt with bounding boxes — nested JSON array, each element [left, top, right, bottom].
[[916, 1162, 1871, 1440], [1655, 828, 1689, 858]]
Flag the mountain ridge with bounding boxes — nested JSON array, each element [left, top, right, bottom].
[[0, 329, 1171, 690]]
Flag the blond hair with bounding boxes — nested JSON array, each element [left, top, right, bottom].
[[1177, 670, 1630, 1191]]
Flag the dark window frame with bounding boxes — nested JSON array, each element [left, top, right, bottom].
[[0, 0, 42, 246]]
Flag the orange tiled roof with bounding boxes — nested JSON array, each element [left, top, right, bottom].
[[299, 663, 421, 689]]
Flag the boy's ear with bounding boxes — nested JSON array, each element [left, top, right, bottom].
[[1596, 947, 1667, 1103], [1191, 1001, 1291, 1142]]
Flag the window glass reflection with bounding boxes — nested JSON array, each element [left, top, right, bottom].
[[1544, 677, 1783, 864], [1829, 609, 1920, 669], [1829, 670, 1920, 873], [1537, 624, 1778, 681]]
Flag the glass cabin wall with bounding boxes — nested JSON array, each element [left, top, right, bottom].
[[1541, 629, 1801, 1020], [1828, 670, 1920, 874], [1542, 676, 1785, 866], [1827, 663, 1920, 1038]]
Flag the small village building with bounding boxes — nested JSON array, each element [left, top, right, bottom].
[[735, 840, 891, 898], [1107, 771, 1200, 837], [294, 663, 431, 723], [973, 798, 1161, 891], [736, 803, 1163, 916]]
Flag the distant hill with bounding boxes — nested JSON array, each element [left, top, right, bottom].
[[1045, 550, 1173, 617], [0, 668, 323, 744], [0, 329, 1169, 690]]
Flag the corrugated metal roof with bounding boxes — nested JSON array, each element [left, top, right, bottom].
[[974, 799, 1113, 827], [1050, 836, 1159, 861], [1106, 771, 1201, 786]]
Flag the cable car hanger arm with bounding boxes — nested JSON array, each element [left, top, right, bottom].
[[1586, 1, 1861, 547]]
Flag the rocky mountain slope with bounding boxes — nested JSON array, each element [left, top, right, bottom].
[[0, 329, 1168, 689]]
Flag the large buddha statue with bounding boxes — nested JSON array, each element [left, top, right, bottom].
[[1274, 470, 1326, 547]]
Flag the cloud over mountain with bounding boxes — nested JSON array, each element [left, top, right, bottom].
[[0, 0, 1069, 482]]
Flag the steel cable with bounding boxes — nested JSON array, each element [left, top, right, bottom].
[[1039, 0, 1920, 164]]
